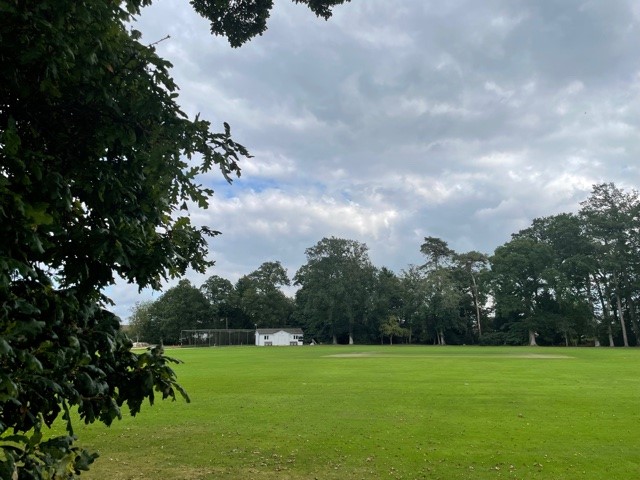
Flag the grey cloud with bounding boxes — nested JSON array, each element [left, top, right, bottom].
[[112, 0, 640, 321]]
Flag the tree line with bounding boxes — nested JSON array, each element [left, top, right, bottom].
[[129, 183, 640, 347]]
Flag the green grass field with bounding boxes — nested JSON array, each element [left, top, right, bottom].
[[69, 346, 640, 479]]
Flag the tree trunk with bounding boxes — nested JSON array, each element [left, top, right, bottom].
[[616, 294, 629, 347], [608, 324, 614, 347], [471, 274, 482, 337], [528, 330, 538, 346], [389, 335, 393, 345], [348, 333, 354, 345], [595, 276, 615, 346], [332, 334, 337, 345], [626, 294, 639, 346], [612, 272, 629, 347], [587, 275, 600, 346], [438, 329, 446, 345]]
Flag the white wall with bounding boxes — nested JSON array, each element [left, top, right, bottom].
[[256, 331, 303, 346]]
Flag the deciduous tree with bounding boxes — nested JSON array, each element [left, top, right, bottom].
[[0, 0, 350, 477], [192, 0, 351, 47], [294, 237, 374, 344], [399, 266, 429, 344], [200, 275, 239, 327], [514, 213, 597, 345], [146, 279, 213, 344], [580, 183, 640, 346], [367, 267, 404, 343], [490, 237, 556, 346], [236, 262, 293, 328], [128, 300, 155, 343], [379, 315, 408, 345], [454, 251, 489, 338], [423, 268, 464, 345]]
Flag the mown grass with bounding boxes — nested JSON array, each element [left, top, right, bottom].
[[68, 346, 640, 479]]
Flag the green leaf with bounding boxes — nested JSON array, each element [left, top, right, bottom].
[[0, 338, 12, 357], [1, 117, 21, 156], [24, 203, 54, 226], [0, 373, 19, 401]]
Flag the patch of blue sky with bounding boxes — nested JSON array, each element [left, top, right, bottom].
[[236, 177, 280, 193], [340, 190, 353, 202]]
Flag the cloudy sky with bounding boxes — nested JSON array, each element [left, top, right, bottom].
[[109, 0, 640, 320]]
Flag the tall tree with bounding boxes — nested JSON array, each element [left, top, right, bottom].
[[515, 213, 597, 345], [294, 237, 374, 344], [149, 280, 214, 344], [399, 266, 430, 344], [420, 236, 454, 271], [580, 183, 640, 347], [423, 268, 464, 345], [236, 261, 293, 328], [367, 267, 404, 343], [246, 261, 291, 291], [454, 251, 489, 338], [200, 275, 238, 327], [490, 237, 556, 346], [0, 0, 350, 477], [418, 237, 465, 344], [128, 301, 155, 343]]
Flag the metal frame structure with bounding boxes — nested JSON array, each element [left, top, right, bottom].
[[180, 329, 255, 347]]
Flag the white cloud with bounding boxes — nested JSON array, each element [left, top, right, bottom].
[[563, 80, 585, 95], [201, 189, 399, 240], [241, 151, 297, 179], [348, 24, 413, 49], [389, 96, 475, 118], [475, 150, 527, 169], [111, 0, 640, 321], [490, 13, 528, 34]]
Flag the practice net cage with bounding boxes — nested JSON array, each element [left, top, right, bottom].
[[180, 329, 256, 347]]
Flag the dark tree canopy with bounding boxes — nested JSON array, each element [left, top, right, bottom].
[[200, 274, 237, 321], [192, 0, 352, 47], [420, 236, 454, 271], [131, 280, 213, 344], [294, 237, 374, 344], [236, 262, 293, 328], [0, 0, 351, 478]]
